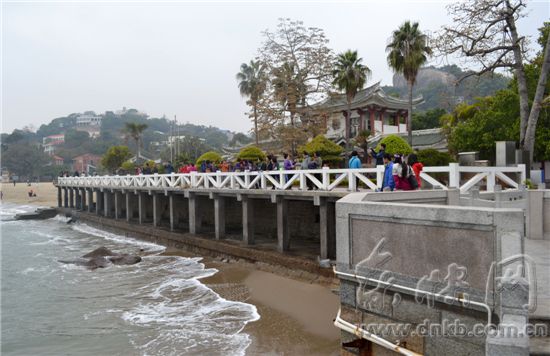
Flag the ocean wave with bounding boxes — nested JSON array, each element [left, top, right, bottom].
[[69, 223, 166, 253]]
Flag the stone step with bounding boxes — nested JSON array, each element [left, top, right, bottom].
[[530, 337, 550, 355]]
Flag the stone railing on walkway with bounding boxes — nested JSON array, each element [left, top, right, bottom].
[[57, 164, 527, 193]]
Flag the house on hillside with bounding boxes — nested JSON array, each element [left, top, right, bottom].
[[42, 134, 65, 155], [52, 155, 65, 166], [72, 154, 102, 174], [75, 114, 102, 138]]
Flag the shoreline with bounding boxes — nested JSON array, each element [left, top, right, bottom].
[[2, 184, 342, 355]]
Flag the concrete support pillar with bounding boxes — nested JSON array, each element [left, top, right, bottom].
[[277, 197, 290, 252], [152, 193, 161, 227], [95, 190, 103, 215], [138, 192, 146, 224], [188, 193, 201, 234], [104, 191, 111, 218], [242, 195, 254, 245], [74, 189, 80, 210], [319, 198, 336, 260], [63, 188, 69, 208], [126, 193, 131, 222], [169, 194, 179, 231], [80, 189, 86, 211], [87, 189, 93, 213], [57, 187, 62, 207], [114, 191, 123, 220], [214, 195, 225, 240], [69, 188, 74, 208]]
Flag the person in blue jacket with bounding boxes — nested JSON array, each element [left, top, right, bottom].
[[348, 150, 362, 190], [381, 153, 395, 191]]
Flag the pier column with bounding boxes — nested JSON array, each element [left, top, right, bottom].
[[214, 195, 225, 240], [104, 191, 111, 218], [95, 190, 103, 215], [69, 188, 74, 208], [188, 193, 201, 234], [169, 194, 179, 231], [74, 188, 82, 210], [80, 189, 86, 211], [242, 195, 254, 245], [319, 198, 336, 260], [87, 189, 94, 213], [152, 193, 160, 227], [114, 191, 123, 220], [125, 192, 132, 222], [138, 192, 146, 224], [277, 196, 290, 252], [63, 188, 69, 208], [57, 187, 62, 207]]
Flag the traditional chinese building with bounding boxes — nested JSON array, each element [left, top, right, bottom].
[[313, 82, 424, 144]]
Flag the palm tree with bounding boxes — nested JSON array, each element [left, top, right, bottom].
[[124, 122, 148, 161], [236, 60, 266, 146], [332, 50, 371, 159], [386, 21, 432, 145]]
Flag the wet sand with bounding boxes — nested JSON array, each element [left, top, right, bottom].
[[1, 182, 58, 206], [201, 258, 341, 355]]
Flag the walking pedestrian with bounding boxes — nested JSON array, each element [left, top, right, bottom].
[[369, 143, 386, 166], [348, 150, 362, 191]]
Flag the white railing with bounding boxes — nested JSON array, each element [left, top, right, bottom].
[[57, 164, 526, 193]]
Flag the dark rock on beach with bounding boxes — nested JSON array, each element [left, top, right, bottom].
[[15, 208, 58, 220], [59, 246, 142, 269]]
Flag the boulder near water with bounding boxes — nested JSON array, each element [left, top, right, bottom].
[[59, 246, 142, 269]]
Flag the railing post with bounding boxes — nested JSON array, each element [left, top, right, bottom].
[[518, 164, 526, 185], [376, 165, 384, 189], [322, 167, 330, 190], [190, 171, 197, 188], [244, 170, 250, 189], [170, 173, 175, 188], [449, 163, 460, 189], [487, 170, 496, 192], [260, 172, 267, 189], [300, 171, 307, 191], [216, 170, 221, 188], [279, 170, 284, 189], [348, 171, 356, 191], [230, 173, 236, 189]]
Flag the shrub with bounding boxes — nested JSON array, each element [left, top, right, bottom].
[[120, 160, 135, 172], [377, 135, 413, 156], [101, 146, 132, 173], [237, 146, 266, 162], [416, 149, 453, 166], [298, 135, 343, 167], [196, 151, 222, 165]]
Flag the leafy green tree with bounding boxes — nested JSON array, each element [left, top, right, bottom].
[[101, 146, 132, 173], [416, 148, 453, 166], [412, 108, 446, 130], [377, 135, 413, 156], [236, 60, 267, 146], [236, 146, 266, 162], [1, 142, 49, 178], [298, 135, 343, 167], [196, 151, 222, 166], [332, 50, 371, 159], [386, 21, 432, 145], [123, 122, 148, 159]]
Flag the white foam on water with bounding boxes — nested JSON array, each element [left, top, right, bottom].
[[121, 255, 260, 355], [70, 223, 166, 253]]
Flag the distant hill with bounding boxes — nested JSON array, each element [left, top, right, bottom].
[[383, 65, 510, 111]]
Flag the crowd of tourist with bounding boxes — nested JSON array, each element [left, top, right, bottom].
[[59, 145, 425, 192]]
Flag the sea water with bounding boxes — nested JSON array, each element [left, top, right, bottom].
[[0, 203, 259, 355]]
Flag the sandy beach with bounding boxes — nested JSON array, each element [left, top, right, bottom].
[[2, 183, 342, 354], [1, 182, 58, 206]]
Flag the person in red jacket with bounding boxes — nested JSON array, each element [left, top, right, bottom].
[[407, 153, 423, 188]]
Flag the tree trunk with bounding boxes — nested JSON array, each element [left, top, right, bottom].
[[524, 33, 550, 163], [137, 138, 141, 162], [346, 102, 352, 166], [505, 2, 530, 148], [253, 103, 259, 146], [407, 82, 413, 146]]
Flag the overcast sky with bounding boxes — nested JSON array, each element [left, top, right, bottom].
[[2, 1, 548, 134]]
